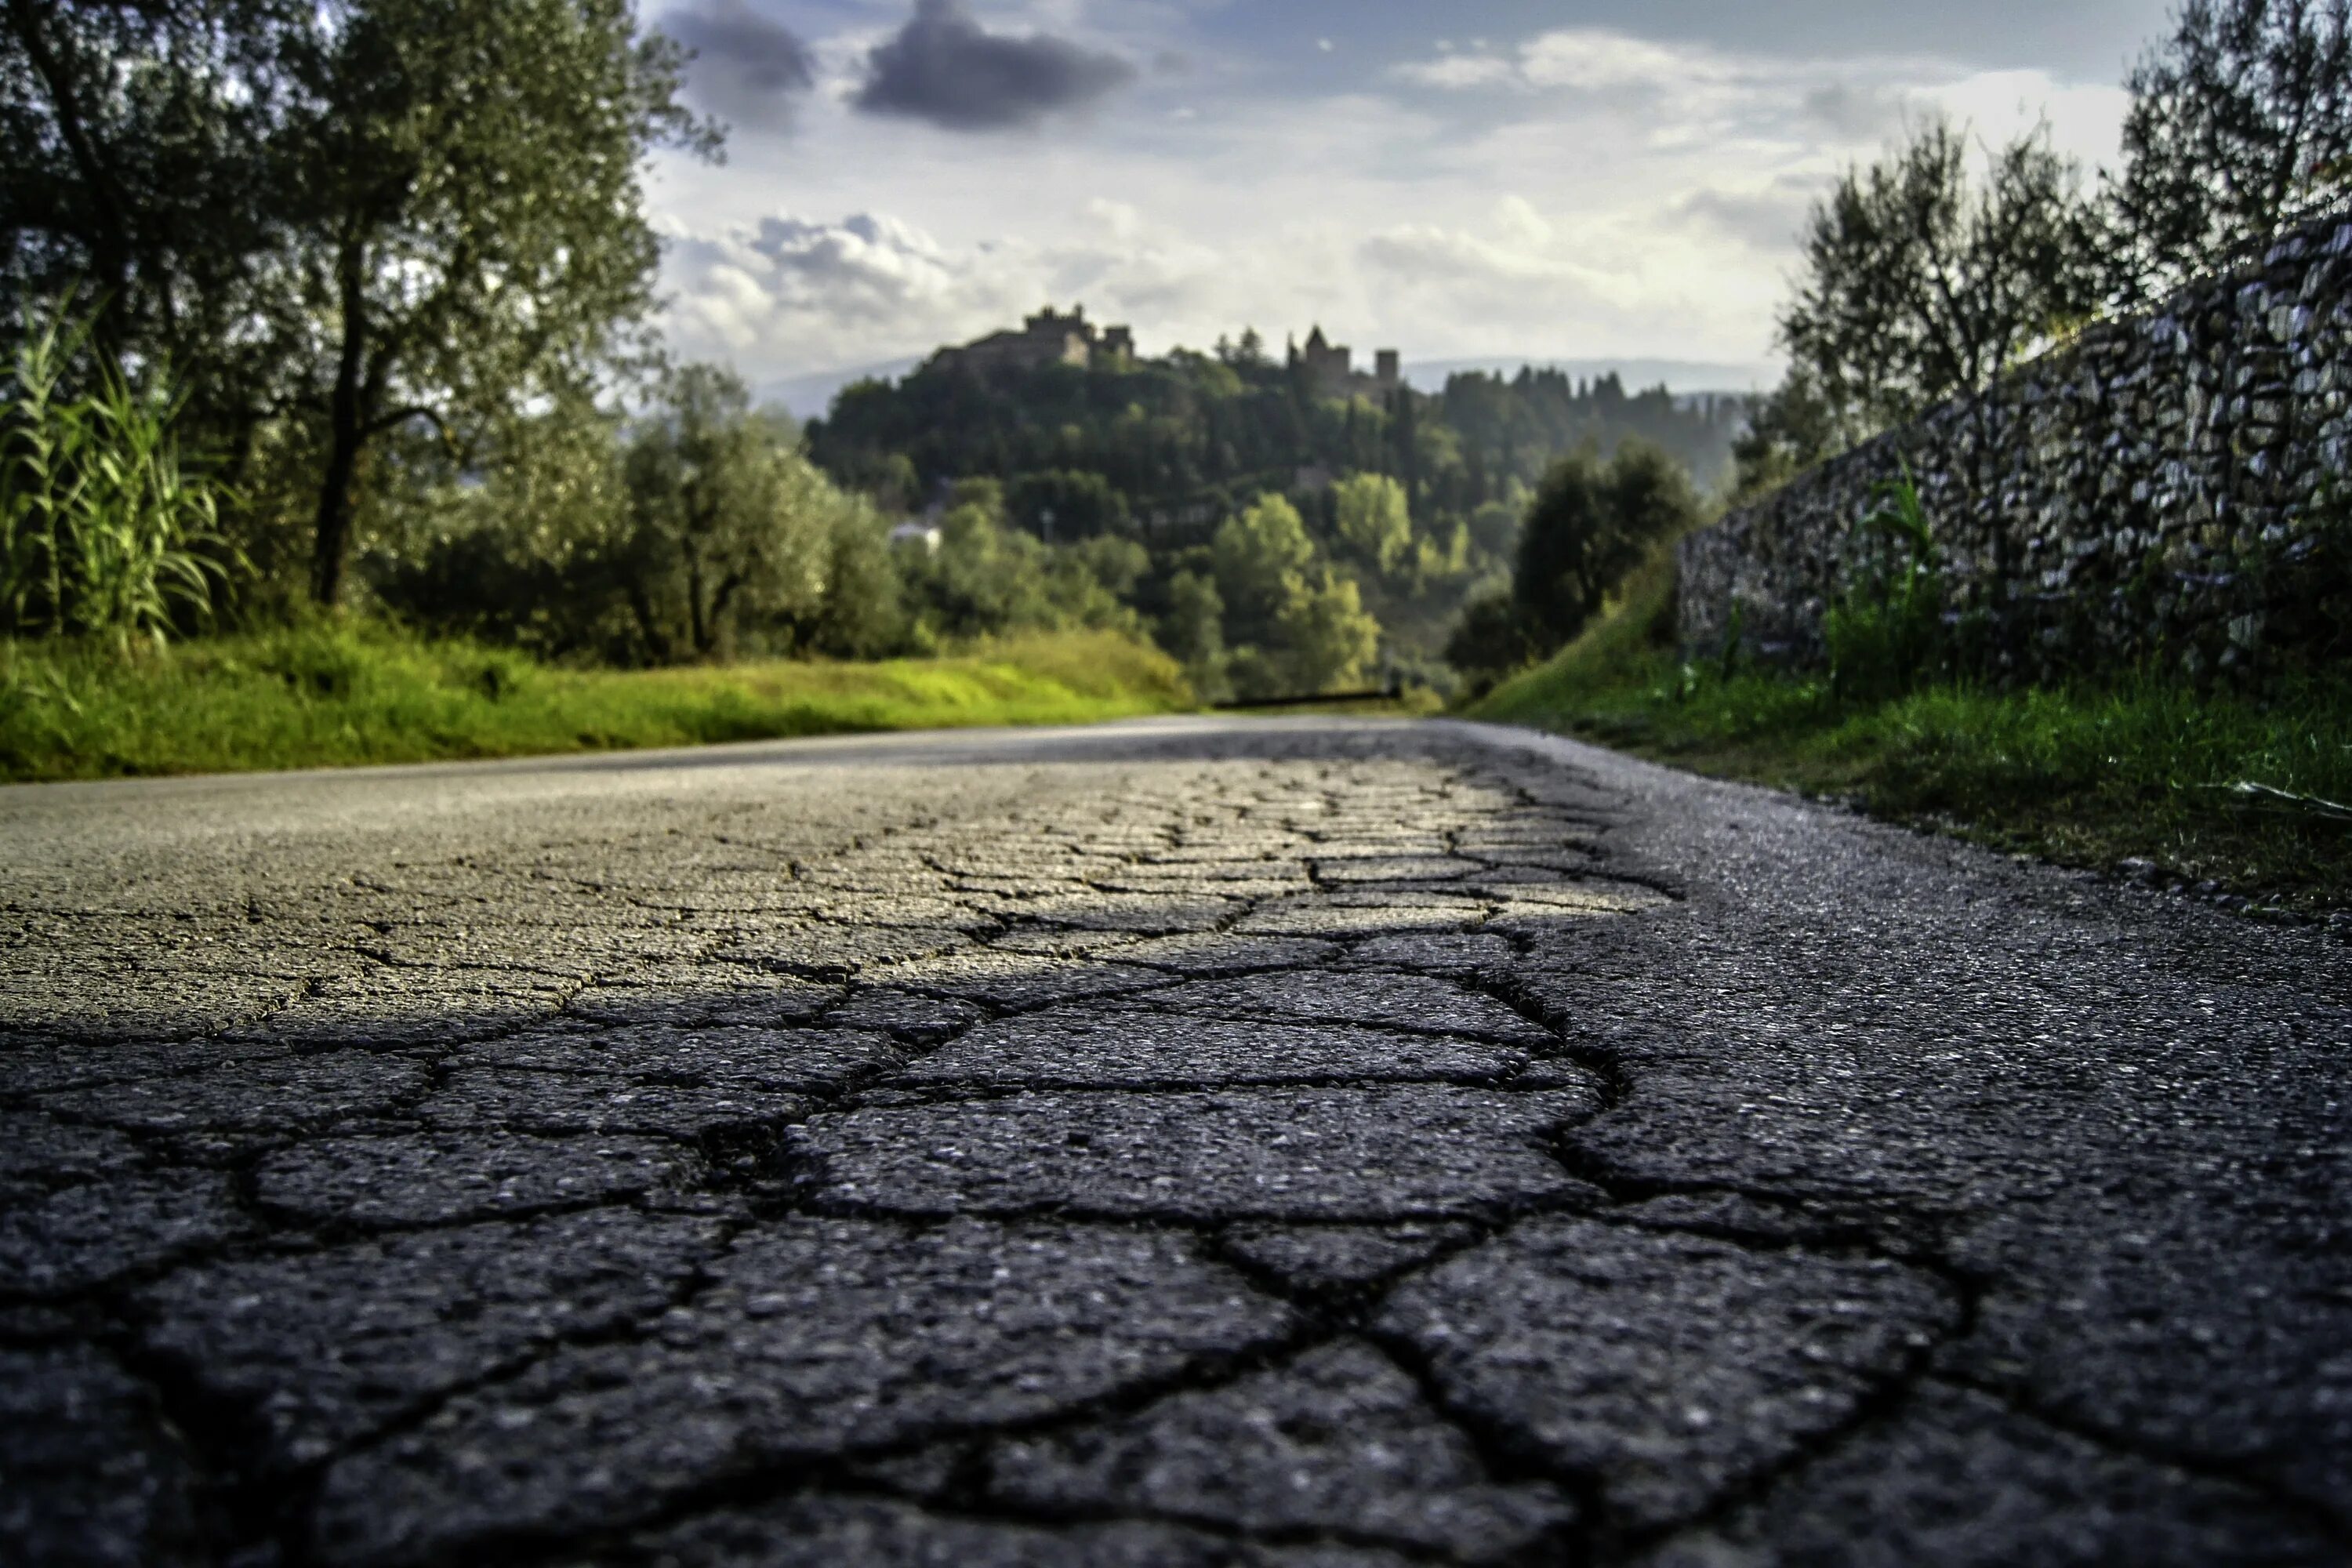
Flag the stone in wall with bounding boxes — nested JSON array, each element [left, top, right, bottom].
[[1679, 211, 2352, 681]]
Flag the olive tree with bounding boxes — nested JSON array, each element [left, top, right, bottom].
[[2, 1, 311, 457], [1781, 118, 2103, 439], [3, 0, 717, 608], [2108, 0, 2352, 303], [287, 0, 716, 605], [1512, 442, 1695, 653], [618, 365, 834, 662], [1773, 118, 2103, 608]]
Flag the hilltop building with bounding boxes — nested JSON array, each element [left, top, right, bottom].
[[1293, 327, 1403, 401], [930, 306, 1134, 380]]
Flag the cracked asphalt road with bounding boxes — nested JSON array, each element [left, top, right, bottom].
[[3, 716, 2348, 1567]]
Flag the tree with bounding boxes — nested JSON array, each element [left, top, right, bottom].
[[288, 0, 715, 605], [2108, 0, 2352, 303], [1466, 498, 1522, 562], [1512, 442, 1696, 652], [804, 509, 906, 659], [1270, 568, 1379, 694], [2, 0, 716, 610], [1782, 118, 2102, 439], [1008, 469, 1130, 541], [1727, 368, 1849, 500], [1207, 492, 1382, 697], [1334, 473, 1412, 578], [363, 387, 636, 658], [1160, 568, 1226, 694], [909, 489, 1058, 639], [617, 365, 830, 662], [2, 1, 312, 456], [1210, 493, 1316, 646], [1444, 585, 1541, 693]]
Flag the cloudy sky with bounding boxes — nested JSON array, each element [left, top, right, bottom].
[[647, 0, 2177, 405]]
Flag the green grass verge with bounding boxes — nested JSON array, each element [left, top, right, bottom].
[[0, 626, 1196, 783], [1471, 548, 2352, 914]]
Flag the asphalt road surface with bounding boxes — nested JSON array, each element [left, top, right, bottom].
[[3, 716, 2348, 1567]]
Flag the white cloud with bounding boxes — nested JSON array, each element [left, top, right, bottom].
[[662, 206, 1240, 374], [645, 16, 2140, 391], [1388, 25, 2125, 165], [1518, 29, 1741, 93], [667, 212, 1035, 366], [1393, 27, 1748, 96], [1391, 52, 1515, 90]]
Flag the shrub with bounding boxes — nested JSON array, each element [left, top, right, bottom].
[[1512, 441, 1697, 654], [1825, 464, 1946, 702], [1443, 585, 1541, 695], [1, 296, 237, 648]]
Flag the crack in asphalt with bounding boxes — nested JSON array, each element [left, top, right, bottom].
[[4, 719, 2348, 1566]]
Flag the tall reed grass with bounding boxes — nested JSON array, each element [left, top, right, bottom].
[[0, 296, 236, 648]]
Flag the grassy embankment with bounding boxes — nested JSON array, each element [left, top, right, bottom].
[[1471, 548, 2352, 915], [0, 626, 1195, 783]]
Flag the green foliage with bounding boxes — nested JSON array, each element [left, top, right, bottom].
[[1824, 466, 1947, 702], [0, 2, 305, 426], [1512, 441, 1698, 654], [1008, 470, 1131, 541], [1202, 492, 1381, 697], [895, 481, 1149, 646], [1729, 365, 1851, 500], [0, 297, 238, 648], [1211, 493, 1317, 641], [1466, 496, 1523, 560], [1264, 570, 1381, 696], [1441, 584, 1541, 695], [1333, 473, 1413, 578], [0, 625, 1193, 782], [2109, 0, 2352, 304], [616, 365, 835, 662], [1158, 568, 1229, 699], [368, 372, 886, 666], [2, 0, 715, 608], [1783, 118, 2103, 441], [368, 376, 1162, 667], [804, 345, 1741, 686], [1471, 563, 2352, 910]]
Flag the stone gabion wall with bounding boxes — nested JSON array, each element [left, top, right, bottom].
[[1679, 211, 2352, 679]]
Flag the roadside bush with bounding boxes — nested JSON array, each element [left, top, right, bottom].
[[1443, 584, 1542, 695], [1825, 466, 1947, 702], [1512, 441, 1697, 655]]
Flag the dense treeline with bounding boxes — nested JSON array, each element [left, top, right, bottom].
[[809, 350, 1739, 523], [805, 343, 1740, 694]]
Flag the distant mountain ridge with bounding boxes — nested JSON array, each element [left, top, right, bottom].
[[758, 358, 924, 420]]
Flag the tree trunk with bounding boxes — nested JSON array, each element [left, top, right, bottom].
[[684, 546, 710, 658], [311, 236, 372, 607], [625, 579, 671, 664], [8, 0, 131, 368]]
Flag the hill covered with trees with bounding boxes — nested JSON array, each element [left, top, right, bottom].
[[804, 337, 1744, 695]]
